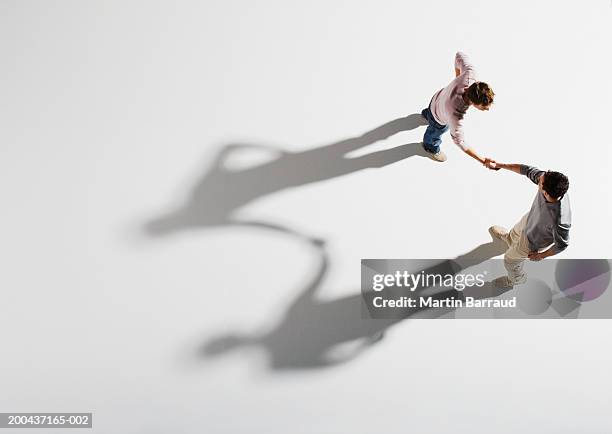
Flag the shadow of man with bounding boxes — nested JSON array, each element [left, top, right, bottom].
[[145, 114, 429, 238], [200, 237, 509, 371]]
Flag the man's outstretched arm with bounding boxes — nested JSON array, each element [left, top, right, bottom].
[[463, 147, 485, 164], [493, 162, 522, 173], [492, 162, 545, 183], [456, 145, 502, 169]]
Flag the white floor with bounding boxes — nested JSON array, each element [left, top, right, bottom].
[[1, 1, 611, 433]]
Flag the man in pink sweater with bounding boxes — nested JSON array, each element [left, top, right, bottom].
[[421, 52, 495, 166]]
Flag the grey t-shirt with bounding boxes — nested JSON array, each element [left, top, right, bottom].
[[520, 165, 571, 254]]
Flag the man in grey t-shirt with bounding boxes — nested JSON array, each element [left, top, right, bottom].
[[488, 162, 571, 287]]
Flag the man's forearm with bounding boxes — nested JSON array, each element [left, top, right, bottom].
[[497, 162, 522, 174], [463, 147, 484, 164]]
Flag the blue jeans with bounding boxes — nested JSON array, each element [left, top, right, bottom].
[[421, 107, 449, 154]]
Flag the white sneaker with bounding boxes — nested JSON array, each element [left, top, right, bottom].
[[422, 146, 447, 162], [489, 225, 510, 247], [493, 275, 527, 288]]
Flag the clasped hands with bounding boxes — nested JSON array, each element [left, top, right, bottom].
[[483, 157, 501, 171]]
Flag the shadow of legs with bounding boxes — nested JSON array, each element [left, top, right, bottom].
[[145, 114, 428, 237], [201, 236, 510, 371]]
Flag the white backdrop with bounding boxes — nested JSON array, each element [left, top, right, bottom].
[[1, 1, 611, 433]]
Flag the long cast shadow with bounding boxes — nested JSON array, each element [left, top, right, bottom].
[[201, 237, 509, 371], [145, 114, 429, 238]]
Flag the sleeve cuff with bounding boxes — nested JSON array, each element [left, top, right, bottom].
[[551, 245, 568, 255]]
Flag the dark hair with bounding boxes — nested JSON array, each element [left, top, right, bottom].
[[543, 171, 569, 199], [466, 82, 494, 107]]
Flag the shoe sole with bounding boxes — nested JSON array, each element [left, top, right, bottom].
[[428, 156, 446, 162], [488, 226, 510, 246], [424, 152, 447, 162], [421, 143, 447, 162]]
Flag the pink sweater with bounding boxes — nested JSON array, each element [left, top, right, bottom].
[[429, 52, 476, 150]]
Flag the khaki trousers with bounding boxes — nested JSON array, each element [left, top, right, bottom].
[[502, 214, 531, 284]]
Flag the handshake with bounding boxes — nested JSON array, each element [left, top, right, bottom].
[[483, 158, 502, 171]]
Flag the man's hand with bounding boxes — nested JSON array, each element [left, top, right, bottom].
[[528, 251, 546, 261], [489, 161, 523, 174], [484, 158, 501, 170], [529, 247, 556, 262]]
